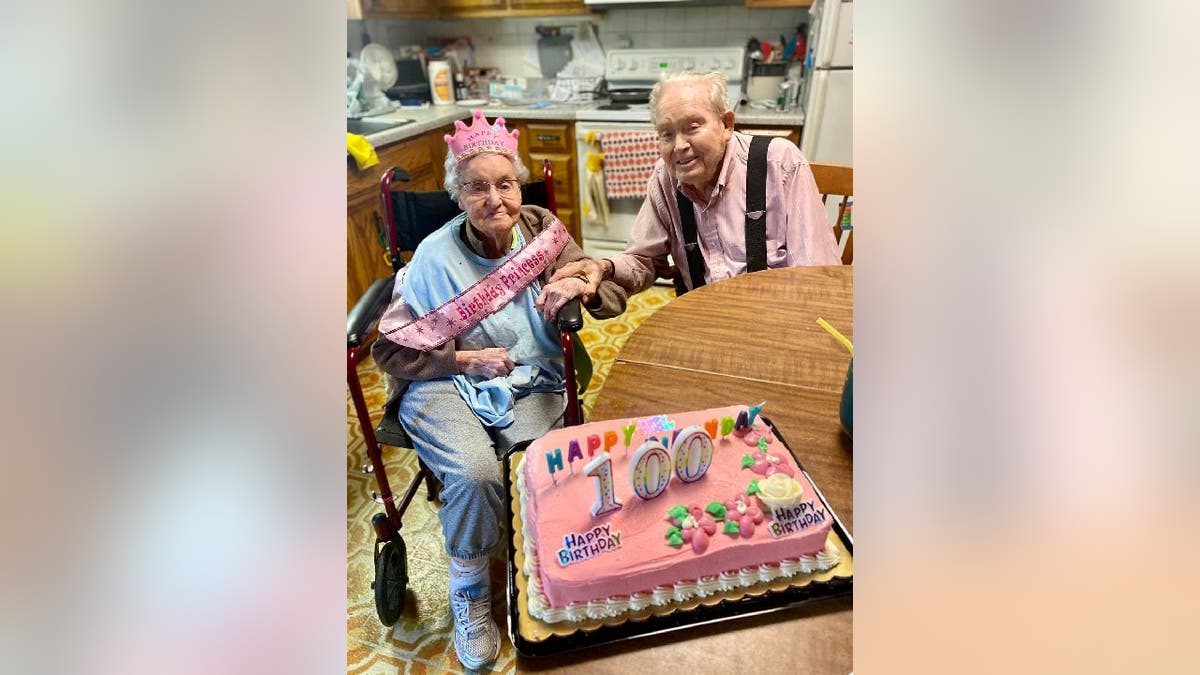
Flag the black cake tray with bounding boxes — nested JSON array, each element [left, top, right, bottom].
[[502, 415, 854, 658]]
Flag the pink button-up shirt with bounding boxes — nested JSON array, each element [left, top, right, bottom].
[[611, 131, 840, 293]]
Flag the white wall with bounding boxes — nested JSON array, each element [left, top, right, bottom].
[[351, 5, 810, 77]]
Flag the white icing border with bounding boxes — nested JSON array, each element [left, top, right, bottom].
[[517, 458, 842, 624]]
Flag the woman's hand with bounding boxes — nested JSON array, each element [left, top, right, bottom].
[[548, 259, 604, 304], [534, 276, 589, 323], [456, 348, 515, 379]]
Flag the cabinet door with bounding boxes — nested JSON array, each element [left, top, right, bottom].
[[509, 0, 587, 10], [347, 196, 394, 311], [529, 151, 580, 245], [436, 0, 505, 11], [364, 0, 437, 18], [525, 122, 573, 153]]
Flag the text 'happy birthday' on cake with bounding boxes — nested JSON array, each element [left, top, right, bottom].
[[516, 403, 841, 625]]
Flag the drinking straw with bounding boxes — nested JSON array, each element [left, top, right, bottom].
[[816, 317, 853, 355]]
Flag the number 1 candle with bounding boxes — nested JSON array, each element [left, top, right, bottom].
[[583, 452, 622, 516]]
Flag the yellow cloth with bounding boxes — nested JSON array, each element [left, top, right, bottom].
[[347, 133, 379, 170]]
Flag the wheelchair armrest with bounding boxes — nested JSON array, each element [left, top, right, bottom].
[[555, 297, 584, 333], [347, 274, 396, 348]]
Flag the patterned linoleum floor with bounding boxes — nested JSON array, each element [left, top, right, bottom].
[[347, 285, 674, 674]]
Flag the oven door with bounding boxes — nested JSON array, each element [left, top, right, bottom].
[[575, 120, 657, 260]]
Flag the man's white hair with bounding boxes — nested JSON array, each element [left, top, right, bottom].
[[648, 71, 731, 124]]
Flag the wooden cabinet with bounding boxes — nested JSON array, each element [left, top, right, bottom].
[[508, 0, 586, 12], [433, 0, 504, 11], [745, 0, 812, 8], [362, 0, 436, 18], [346, 196, 393, 310], [365, 0, 586, 18], [513, 120, 581, 246], [346, 128, 446, 310]]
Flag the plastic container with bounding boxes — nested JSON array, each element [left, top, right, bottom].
[[427, 59, 454, 105]]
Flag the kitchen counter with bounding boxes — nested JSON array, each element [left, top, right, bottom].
[[356, 101, 804, 146]]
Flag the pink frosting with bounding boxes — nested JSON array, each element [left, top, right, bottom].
[[522, 405, 834, 609]]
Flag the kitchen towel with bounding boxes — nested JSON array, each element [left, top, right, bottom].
[[599, 131, 660, 200], [346, 133, 379, 170]]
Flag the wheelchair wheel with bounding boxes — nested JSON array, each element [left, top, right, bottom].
[[373, 535, 408, 626]]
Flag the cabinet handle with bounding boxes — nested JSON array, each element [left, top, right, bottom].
[[536, 134, 559, 143]]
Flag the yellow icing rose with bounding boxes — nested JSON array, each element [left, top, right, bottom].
[[756, 472, 804, 512]]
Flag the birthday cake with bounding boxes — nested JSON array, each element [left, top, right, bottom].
[[516, 404, 842, 624]]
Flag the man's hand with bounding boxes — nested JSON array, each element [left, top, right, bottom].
[[456, 348, 515, 379], [548, 259, 604, 304], [534, 277, 589, 323]]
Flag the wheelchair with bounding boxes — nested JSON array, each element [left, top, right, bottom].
[[346, 160, 592, 626]]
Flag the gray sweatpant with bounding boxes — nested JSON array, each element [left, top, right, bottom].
[[398, 377, 565, 560]]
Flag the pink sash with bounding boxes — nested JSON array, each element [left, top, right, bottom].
[[380, 217, 570, 352]]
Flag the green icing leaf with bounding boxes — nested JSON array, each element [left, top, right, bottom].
[[705, 502, 727, 520], [723, 520, 740, 535], [756, 437, 768, 453], [666, 532, 685, 547], [665, 526, 681, 540], [740, 454, 755, 469], [667, 504, 689, 521], [747, 479, 761, 495]]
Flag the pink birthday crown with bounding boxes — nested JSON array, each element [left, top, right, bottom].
[[445, 109, 520, 163]]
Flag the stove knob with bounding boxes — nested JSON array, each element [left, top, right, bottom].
[[614, 58, 624, 71]]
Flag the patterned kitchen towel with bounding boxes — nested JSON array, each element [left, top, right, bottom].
[[599, 131, 660, 199]]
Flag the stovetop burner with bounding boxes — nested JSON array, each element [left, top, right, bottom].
[[597, 103, 630, 111]]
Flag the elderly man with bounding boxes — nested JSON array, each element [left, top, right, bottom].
[[553, 71, 840, 296]]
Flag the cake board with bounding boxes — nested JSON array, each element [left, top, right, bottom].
[[502, 416, 854, 658]]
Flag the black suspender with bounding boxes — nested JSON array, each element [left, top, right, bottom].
[[744, 135, 772, 273], [674, 134, 773, 293], [675, 189, 708, 293]]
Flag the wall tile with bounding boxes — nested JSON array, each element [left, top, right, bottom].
[[604, 10, 628, 33], [704, 7, 729, 31], [644, 9, 666, 32]]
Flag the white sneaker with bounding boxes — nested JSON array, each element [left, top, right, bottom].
[[449, 584, 500, 670]]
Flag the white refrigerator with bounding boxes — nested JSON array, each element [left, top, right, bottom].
[[800, 0, 853, 165]]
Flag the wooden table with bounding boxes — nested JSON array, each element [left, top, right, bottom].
[[520, 266, 854, 674]]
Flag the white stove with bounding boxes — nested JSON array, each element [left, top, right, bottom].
[[575, 47, 746, 123]]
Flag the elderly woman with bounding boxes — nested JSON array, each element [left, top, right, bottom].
[[371, 110, 625, 669]]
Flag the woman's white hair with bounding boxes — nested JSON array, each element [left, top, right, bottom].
[[648, 71, 731, 124], [443, 150, 530, 202]]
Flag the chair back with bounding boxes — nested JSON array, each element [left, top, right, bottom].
[[379, 160, 557, 272], [810, 162, 853, 265]]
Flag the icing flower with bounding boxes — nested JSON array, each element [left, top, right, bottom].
[[741, 425, 775, 448], [722, 493, 765, 537], [740, 437, 795, 479], [755, 473, 805, 512], [664, 503, 718, 554]]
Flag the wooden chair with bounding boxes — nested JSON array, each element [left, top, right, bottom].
[[810, 162, 853, 265]]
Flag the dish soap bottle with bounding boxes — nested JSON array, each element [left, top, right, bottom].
[[427, 59, 454, 106]]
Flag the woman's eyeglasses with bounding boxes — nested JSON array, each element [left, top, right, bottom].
[[464, 179, 521, 199]]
